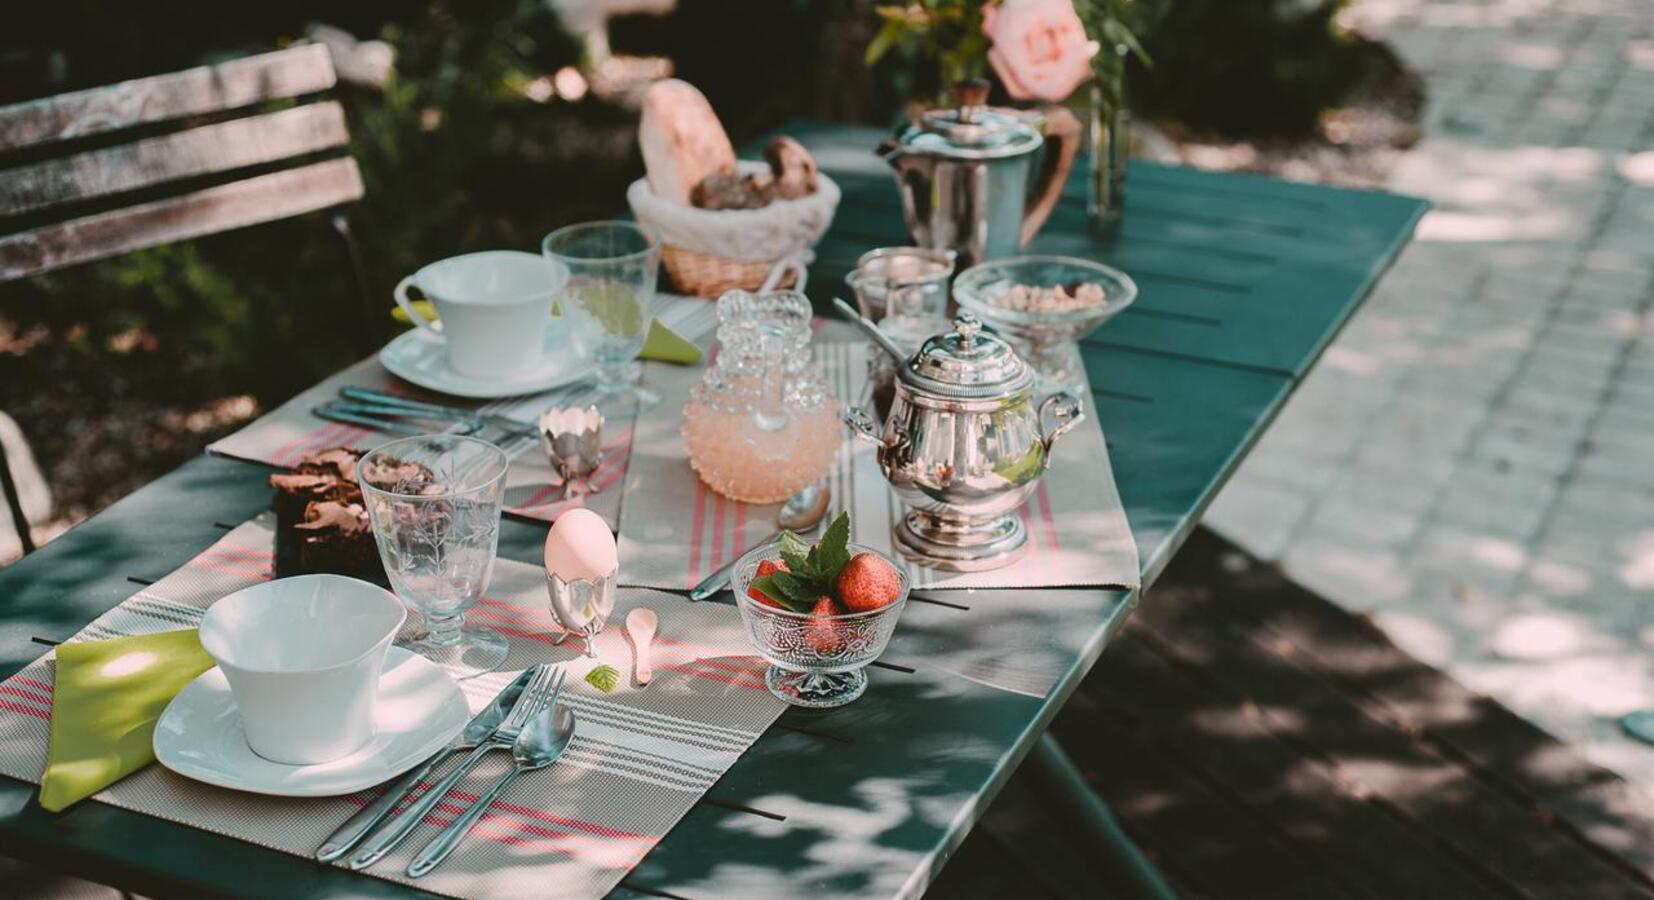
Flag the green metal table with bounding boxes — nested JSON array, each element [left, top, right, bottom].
[[0, 122, 1426, 899]]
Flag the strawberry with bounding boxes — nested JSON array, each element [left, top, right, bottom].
[[748, 558, 790, 608], [806, 596, 846, 654], [835, 551, 902, 612]]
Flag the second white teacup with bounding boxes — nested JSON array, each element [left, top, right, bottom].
[[394, 250, 569, 379], [199, 574, 406, 765]]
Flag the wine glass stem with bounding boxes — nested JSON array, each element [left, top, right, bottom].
[[596, 360, 639, 393], [426, 612, 463, 647]]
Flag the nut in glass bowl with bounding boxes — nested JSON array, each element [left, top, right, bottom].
[[953, 254, 1137, 394], [731, 541, 909, 708]]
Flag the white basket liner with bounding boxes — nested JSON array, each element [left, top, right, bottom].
[[625, 162, 840, 263]]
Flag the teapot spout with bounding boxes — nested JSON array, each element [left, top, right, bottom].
[[843, 405, 890, 447]]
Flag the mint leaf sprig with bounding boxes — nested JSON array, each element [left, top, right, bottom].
[[749, 511, 851, 613]]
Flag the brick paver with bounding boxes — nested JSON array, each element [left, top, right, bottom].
[[1207, 0, 1654, 787]]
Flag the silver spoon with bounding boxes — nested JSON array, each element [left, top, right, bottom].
[[406, 702, 578, 878], [687, 483, 831, 601]]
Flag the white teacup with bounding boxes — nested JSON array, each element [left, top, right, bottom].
[[199, 575, 406, 765], [394, 251, 569, 379]]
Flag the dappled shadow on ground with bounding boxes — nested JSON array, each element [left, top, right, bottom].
[[928, 526, 1654, 900]]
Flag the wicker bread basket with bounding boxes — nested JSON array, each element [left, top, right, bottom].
[[627, 162, 840, 298]]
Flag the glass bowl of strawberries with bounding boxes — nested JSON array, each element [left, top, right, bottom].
[[731, 513, 909, 708]]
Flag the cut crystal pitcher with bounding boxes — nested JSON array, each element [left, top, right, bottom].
[[681, 291, 838, 503]]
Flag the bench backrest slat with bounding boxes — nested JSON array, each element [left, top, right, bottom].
[[0, 45, 336, 151], [0, 45, 360, 284], [0, 158, 364, 281], [0, 101, 352, 217]]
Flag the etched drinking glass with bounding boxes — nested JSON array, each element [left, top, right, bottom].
[[359, 434, 510, 674], [543, 220, 662, 406]]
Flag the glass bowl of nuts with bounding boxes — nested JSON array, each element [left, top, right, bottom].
[[953, 255, 1137, 393]]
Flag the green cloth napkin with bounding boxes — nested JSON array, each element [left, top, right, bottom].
[[391, 301, 702, 365], [39, 629, 214, 812], [640, 317, 702, 364]]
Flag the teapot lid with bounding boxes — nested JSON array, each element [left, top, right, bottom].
[[903, 80, 1043, 161], [901, 315, 1033, 400]]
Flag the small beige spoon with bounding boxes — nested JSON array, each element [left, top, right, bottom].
[[625, 608, 658, 686]]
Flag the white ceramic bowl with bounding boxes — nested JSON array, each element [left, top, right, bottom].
[[198, 575, 406, 765]]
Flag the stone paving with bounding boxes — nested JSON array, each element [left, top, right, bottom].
[[1207, 0, 1654, 786]]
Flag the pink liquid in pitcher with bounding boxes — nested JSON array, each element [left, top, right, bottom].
[[681, 399, 839, 504]]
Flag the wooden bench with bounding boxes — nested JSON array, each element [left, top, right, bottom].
[[0, 44, 368, 554]]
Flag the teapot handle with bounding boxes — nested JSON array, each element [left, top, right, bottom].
[[1037, 391, 1086, 463], [1020, 105, 1082, 248]]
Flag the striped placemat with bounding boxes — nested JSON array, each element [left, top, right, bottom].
[[0, 515, 786, 900], [616, 340, 1141, 591], [208, 295, 723, 527]]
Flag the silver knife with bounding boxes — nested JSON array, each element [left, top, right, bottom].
[[688, 532, 786, 602], [314, 667, 535, 862]]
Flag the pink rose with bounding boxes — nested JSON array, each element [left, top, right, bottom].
[[982, 0, 1100, 102]]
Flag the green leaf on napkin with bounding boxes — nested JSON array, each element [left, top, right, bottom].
[[585, 664, 621, 693], [39, 629, 214, 812]]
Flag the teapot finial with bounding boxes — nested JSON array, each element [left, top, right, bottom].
[[955, 314, 982, 347]]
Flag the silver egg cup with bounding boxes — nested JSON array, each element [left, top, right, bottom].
[[546, 564, 617, 657]]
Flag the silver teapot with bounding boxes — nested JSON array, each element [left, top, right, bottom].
[[880, 80, 1080, 270], [844, 314, 1085, 571]]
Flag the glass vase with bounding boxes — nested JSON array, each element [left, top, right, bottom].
[[1088, 82, 1129, 235]]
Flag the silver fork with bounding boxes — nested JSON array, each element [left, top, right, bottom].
[[314, 402, 540, 459], [407, 699, 578, 877], [346, 665, 566, 870]]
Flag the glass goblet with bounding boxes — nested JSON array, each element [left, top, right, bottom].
[[543, 220, 662, 407], [359, 434, 510, 674]]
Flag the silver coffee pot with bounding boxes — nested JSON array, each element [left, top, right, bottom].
[[880, 80, 1079, 270], [844, 313, 1085, 571]]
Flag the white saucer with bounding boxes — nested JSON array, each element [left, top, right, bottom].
[[154, 647, 469, 797], [379, 326, 586, 399]]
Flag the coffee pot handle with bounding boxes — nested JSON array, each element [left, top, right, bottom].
[[1020, 105, 1083, 248]]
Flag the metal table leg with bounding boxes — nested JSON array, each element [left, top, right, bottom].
[[1028, 733, 1179, 900]]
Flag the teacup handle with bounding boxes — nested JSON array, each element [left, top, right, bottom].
[[393, 276, 443, 336], [1038, 391, 1086, 464]]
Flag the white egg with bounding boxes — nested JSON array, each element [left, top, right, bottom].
[[544, 507, 618, 582]]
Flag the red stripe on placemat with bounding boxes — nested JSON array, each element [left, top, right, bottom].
[[270, 422, 339, 468], [469, 818, 654, 869], [203, 543, 273, 564], [190, 557, 274, 581], [1035, 482, 1059, 551], [476, 596, 540, 622], [513, 428, 634, 520], [0, 698, 49, 720], [0, 683, 51, 706], [734, 501, 748, 570], [443, 790, 653, 841], [286, 422, 351, 466], [687, 479, 708, 587], [13, 675, 52, 694], [711, 492, 727, 572]]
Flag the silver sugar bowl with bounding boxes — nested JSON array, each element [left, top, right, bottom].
[[844, 314, 1084, 571]]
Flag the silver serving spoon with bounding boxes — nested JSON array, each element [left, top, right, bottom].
[[687, 483, 831, 601], [407, 703, 578, 878]]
